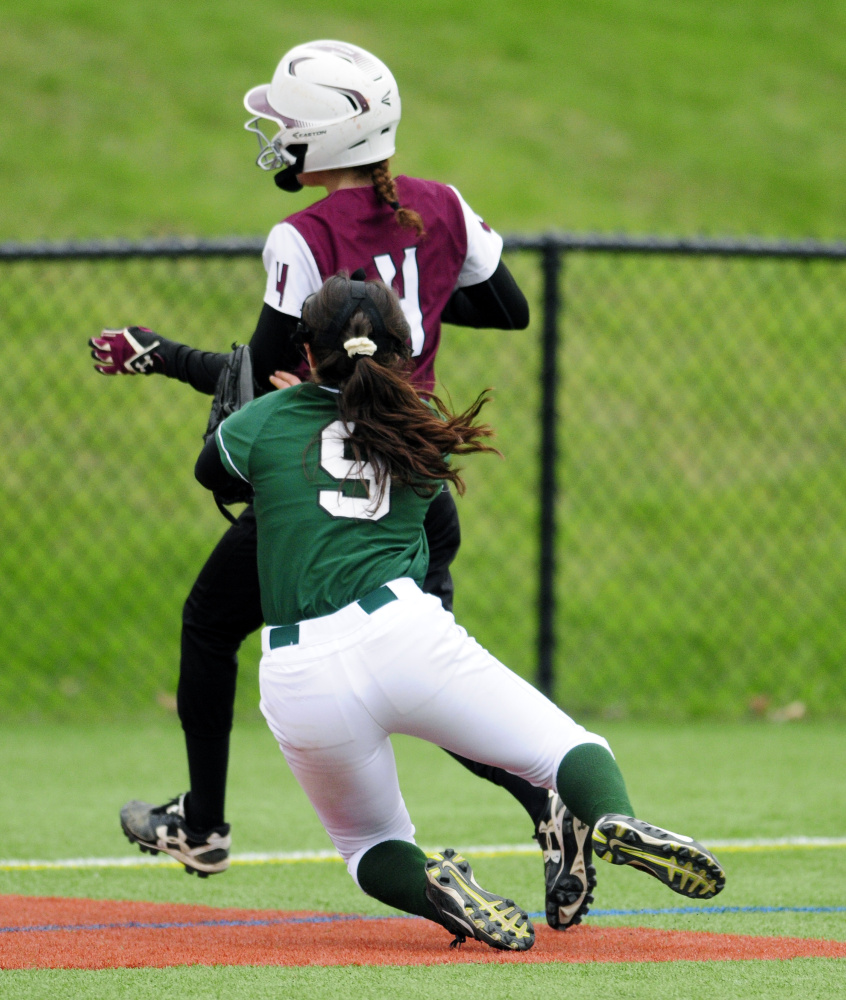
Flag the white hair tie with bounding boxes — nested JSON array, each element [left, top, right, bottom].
[[343, 336, 377, 358]]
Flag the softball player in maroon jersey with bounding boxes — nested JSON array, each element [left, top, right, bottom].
[[93, 40, 590, 928], [193, 273, 725, 950]]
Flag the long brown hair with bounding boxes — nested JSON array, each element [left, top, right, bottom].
[[301, 274, 498, 500]]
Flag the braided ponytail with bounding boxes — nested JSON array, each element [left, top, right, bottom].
[[370, 161, 426, 239]]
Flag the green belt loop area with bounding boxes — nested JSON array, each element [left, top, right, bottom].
[[357, 585, 398, 615], [269, 586, 397, 650], [268, 623, 299, 650]]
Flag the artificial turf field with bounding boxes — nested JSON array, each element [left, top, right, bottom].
[[3, 2, 845, 996], [1, 719, 843, 998]]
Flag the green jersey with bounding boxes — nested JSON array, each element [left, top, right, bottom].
[[216, 382, 435, 625]]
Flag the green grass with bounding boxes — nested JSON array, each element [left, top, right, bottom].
[[4, 718, 845, 861], [2, 0, 845, 241], [5, 961, 844, 1000], [1, 719, 845, 997]]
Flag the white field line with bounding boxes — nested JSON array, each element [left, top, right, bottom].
[[2, 837, 845, 872]]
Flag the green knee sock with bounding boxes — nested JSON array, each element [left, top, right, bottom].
[[356, 840, 442, 924], [556, 742, 634, 826]]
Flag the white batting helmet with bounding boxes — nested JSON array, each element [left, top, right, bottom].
[[244, 40, 401, 187]]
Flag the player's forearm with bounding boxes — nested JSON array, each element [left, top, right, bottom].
[[441, 260, 530, 330], [161, 301, 303, 394], [175, 304, 303, 397], [155, 339, 228, 394]]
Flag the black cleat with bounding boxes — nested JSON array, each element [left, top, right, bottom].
[[592, 814, 725, 899], [120, 792, 231, 877], [534, 790, 596, 930], [424, 848, 534, 951]]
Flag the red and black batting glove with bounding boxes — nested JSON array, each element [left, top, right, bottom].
[[89, 326, 163, 374]]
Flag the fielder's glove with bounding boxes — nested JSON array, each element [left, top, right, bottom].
[[89, 326, 163, 374], [204, 344, 256, 521]]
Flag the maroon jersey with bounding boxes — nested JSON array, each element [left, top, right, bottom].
[[261, 176, 503, 393]]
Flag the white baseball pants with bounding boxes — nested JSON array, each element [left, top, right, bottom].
[[259, 577, 611, 885]]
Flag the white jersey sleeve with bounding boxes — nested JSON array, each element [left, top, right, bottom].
[[448, 185, 505, 288], [261, 222, 323, 317]]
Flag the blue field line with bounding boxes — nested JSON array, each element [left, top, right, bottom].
[[2, 905, 844, 935], [0, 914, 363, 934], [586, 905, 846, 917]]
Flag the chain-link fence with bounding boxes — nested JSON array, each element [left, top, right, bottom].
[[1, 235, 844, 722]]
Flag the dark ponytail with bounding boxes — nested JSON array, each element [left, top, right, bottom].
[[302, 275, 497, 501]]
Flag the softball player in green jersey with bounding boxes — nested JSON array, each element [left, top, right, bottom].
[[196, 273, 726, 952], [108, 40, 590, 933]]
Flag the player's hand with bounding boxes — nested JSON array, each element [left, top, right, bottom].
[[269, 370, 302, 390], [89, 326, 163, 375]]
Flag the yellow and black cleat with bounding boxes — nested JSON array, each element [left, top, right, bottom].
[[424, 848, 535, 951], [592, 814, 725, 899]]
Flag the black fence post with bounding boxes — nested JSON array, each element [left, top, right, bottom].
[[537, 237, 563, 698]]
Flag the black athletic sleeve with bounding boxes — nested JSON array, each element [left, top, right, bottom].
[[152, 338, 228, 394], [152, 303, 302, 396], [194, 434, 233, 492], [440, 259, 530, 330], [247, 304, 303, 396]]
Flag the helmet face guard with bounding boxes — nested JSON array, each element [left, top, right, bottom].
[[243, 40, 401, 181], [244, 116, 301, 171]]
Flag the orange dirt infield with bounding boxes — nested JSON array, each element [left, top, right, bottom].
[[2, 895, 846, 969]]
